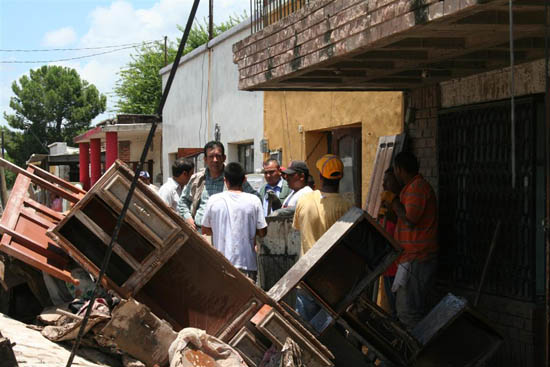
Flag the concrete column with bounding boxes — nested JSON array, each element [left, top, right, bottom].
[[78, 142, 90, 190], [105, 131, 118, 169], [90, 138, 101, 186]]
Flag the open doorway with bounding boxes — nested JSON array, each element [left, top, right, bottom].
[[331, 127, 362, 207]]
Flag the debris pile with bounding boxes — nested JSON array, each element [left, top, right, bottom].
[[0, 159, 503, 367]]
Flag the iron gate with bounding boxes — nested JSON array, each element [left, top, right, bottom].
[[438, 97, 538, 301]]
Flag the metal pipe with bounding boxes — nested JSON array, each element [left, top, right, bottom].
[[509, 0, 516, 188], [544, 0, 549, 365], [474, 221, 501, 307]]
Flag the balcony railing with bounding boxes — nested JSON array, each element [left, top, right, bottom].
[[250, 0, 309, 33]]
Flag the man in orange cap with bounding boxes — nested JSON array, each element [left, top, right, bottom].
[[293, 154, 353, 255], [292, 154, 353, 331]]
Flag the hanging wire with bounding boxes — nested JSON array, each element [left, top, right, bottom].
[[0, 44, 144, 64], [509, 0, 515, 188], [64, 0, 202, 365], [0, 40, 159, 52]]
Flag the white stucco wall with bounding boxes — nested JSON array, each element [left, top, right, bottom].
[[160, 20, 264, 182]]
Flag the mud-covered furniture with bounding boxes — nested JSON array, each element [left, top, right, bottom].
[[48, 160, 334, 367]]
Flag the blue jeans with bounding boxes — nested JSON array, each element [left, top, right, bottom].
[[295, 288, 332, 332]]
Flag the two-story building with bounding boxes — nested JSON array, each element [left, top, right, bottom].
[[233, 0, 548, 365]]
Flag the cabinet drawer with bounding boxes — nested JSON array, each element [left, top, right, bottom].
[[99, 174, 179, 246]]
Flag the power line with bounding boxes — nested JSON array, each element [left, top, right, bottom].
[[1, 44, 143, 64], [0, 40, 160, 52]]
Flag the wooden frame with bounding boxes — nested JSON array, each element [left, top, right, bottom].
[[364, 133, 405, 217], [0, 165, 81, 284], [48, 160, 188, 297]]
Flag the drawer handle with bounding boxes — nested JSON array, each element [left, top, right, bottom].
[[133, 202, 150, 217]]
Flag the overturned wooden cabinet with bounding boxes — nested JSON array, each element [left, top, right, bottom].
[[268, 207, 502, 366], [48, 161, 334, 367]]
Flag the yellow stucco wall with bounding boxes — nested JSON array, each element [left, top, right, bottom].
[[263, 91, 403, 205]]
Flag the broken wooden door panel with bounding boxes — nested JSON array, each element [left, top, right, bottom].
[[0, 170, 77, 284], [411, 293, 503, 366], [364, 134, 405, 217], [268, 207, 402, 315]]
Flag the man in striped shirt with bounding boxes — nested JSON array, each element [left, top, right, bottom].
[[382, 151, 438, 329]]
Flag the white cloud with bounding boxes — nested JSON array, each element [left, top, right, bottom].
[[42, 27, 77, 47], [36, 0, 249, 125]]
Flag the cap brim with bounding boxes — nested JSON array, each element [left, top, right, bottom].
[[281, 168, 297, 174]]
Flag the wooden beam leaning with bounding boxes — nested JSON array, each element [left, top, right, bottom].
[[0, 158, 83, 203]]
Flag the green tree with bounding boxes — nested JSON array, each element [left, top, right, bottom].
[[114, 14, 246, 115], [114, 41, 178, 115], [3, 65, 106, 166]]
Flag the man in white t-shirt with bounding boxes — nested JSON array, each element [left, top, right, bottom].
[[281, 160, 313, 208], [158, 158, 195, 211], [202, 162, 267, 281]]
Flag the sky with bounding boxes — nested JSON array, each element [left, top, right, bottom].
[[0, 0, 249, 128]]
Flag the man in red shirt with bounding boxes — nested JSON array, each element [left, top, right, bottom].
[[382, 152, 438, 329]]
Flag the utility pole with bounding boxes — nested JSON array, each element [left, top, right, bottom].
[[208, 0, 213, 40], [164, 36, 168, 66], [0, 131, 8, 210]]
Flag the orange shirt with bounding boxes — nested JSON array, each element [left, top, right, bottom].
[[394, 174, 438, 263]]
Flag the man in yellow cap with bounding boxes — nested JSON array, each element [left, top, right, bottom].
[[293, 154, 353, 256], [292, 154, 353, 331]]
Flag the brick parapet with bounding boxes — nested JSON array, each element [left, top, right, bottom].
[[234, 0, 488, 89]]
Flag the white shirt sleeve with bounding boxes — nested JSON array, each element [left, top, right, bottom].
[[157, 184, 171, 205], [256, 197, 268, 229], [202, 198, 213, 227]]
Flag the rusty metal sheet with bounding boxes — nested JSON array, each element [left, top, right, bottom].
[[0, 167, 78, 285]]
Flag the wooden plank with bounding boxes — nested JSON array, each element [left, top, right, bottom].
[[255, 308, 333, 367], [0, 224, 68, 267], [73, 211, 141, 271], [0, 158, 82, 203], [364, 134, 405, 218], [268, 207, 364, 302], [29, 163, 86, 196], [24, 198, 65, 223], [229, 327, 268, 367]]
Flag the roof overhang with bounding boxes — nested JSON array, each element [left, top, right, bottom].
[[74, 123, 162, 144], [233, 0, 547, 91]]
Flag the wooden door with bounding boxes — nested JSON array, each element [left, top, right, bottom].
[[332, 127, 362, 207]]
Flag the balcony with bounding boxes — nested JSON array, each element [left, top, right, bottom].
[[234, 0, 547, 91], [251, 0, 310, 33]]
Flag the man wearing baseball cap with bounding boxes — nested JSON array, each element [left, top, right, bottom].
[[292, 154, 353, 331], [279, 160, 313, 209]]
